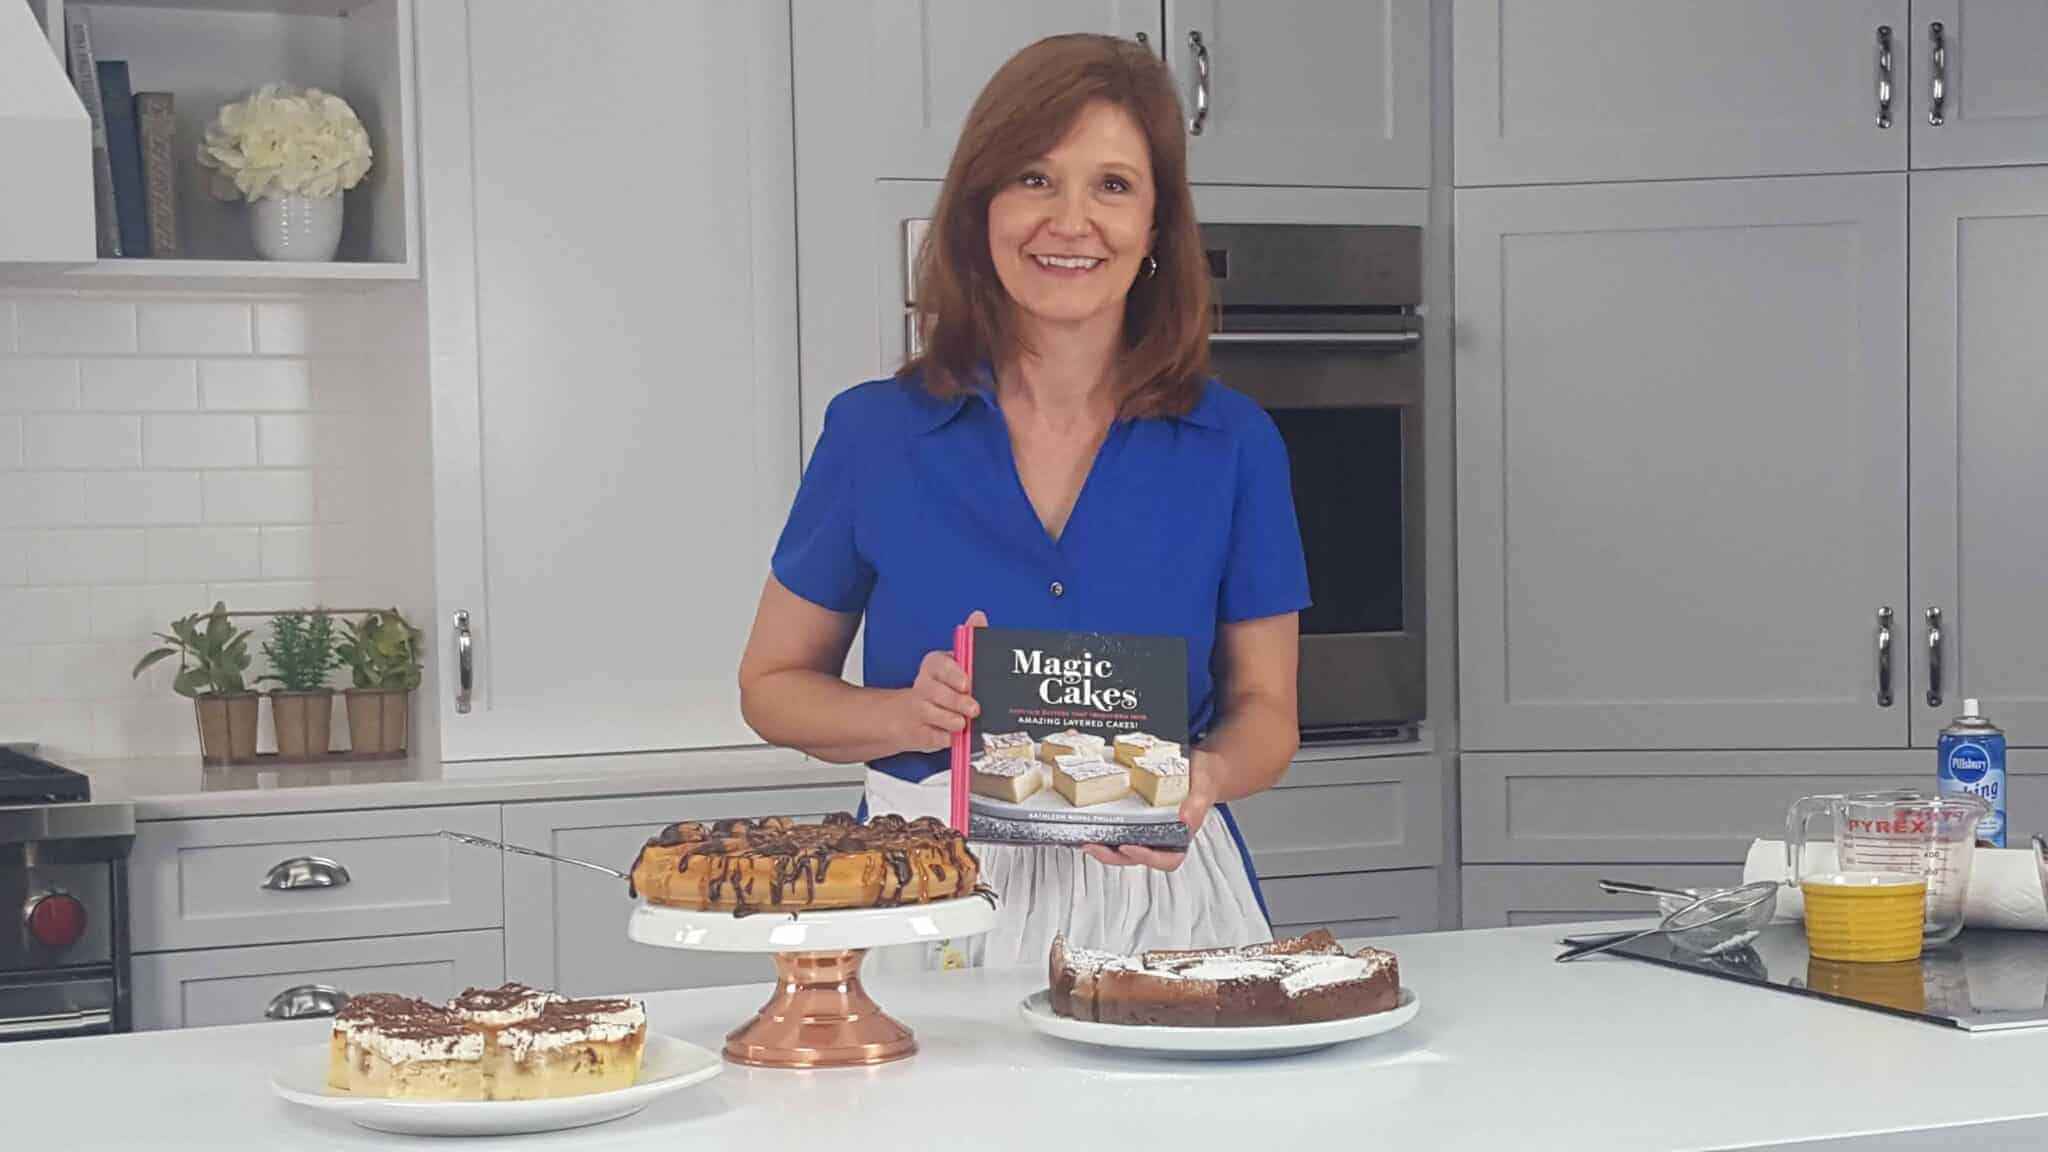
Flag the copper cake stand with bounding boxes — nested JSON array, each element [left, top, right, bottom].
[[626, 895, 997, 1069]]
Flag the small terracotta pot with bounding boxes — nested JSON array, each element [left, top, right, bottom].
[[345, 688, 411, 756], [196, 693, 261, 764], [269, 689, 335, 760]]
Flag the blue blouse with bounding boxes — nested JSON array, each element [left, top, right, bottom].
[[771, 371, 1311, 785]]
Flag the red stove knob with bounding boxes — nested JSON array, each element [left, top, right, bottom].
[[26, 893, 86, 951]]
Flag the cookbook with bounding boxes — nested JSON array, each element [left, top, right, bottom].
[[948, 625, 1192, 849]]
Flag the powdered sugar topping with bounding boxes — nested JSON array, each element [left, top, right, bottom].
[[1055, 754, 1124, 781], [972, 754, 1035, 778], [1134, 751, 1189, 777], [1045, 730, 1106, 753], [983, 732, 1035, 757], [1279, 954, 1390, 995]]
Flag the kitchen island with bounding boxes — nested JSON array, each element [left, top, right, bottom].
[[14, 922, 2048, 1150]]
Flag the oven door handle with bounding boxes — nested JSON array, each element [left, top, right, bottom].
[[1208, 329, 1421, 350], [0, 1008, 112, 1039]]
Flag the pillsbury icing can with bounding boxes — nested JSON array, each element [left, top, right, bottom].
[[1938, 698, 2006, 848]]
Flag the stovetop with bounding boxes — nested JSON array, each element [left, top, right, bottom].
[[0, 749, 89, 805]]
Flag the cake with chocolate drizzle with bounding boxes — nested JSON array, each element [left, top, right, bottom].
[[629, 812, 983, 914], [1048, 929, 1400, 1027], [326, 984, 647, 1101]]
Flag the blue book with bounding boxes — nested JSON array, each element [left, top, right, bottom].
[[96, 61, 148, 259]]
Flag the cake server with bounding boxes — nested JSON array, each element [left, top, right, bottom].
[[439, 830, 627, 879]]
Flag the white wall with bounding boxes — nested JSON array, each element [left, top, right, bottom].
[[0, 286, 432, 760]]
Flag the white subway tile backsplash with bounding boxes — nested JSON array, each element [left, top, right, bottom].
[[201, 360, 313, 411], [0, 474, 86, 526], [143, 414, 258, 468], [0, 701, 96, 759], [25, 414, 143, 468], [257, 414, 313, 467], [32, 643, 155, 700], [84, 472, 203, 525], [137, 301, 252, 355], [147, 527, 261, 582], [0, 536, 26, 586], [311, 523, 368, 578], [29, 530, 147, 585], [81, 360, 198, 411], [15, 300, 136, 355], [260, 526, 314, 579], [253, 302, 312, 356], [207, 580, 317, 614], [89, 584, 210, 641], [0, 417, 20, 468], [0, 360, 81, 410], [93, 697, 198, 758], [0, 588, 93, 644], [0, 302, 14, 353], [204, 470, 314, 524]]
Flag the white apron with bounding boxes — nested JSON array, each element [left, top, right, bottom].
[[861, 769, 1272, 974]]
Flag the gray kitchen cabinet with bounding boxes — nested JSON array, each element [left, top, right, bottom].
[[132, 930, 504, 1031], [1461, 865, 1744, 930], [1267, 868, 1441, 940], [130, 805, 504, 952], [1454, 0, 1908, 186], [501, 786, 864, 996], [1455, 175, 1908, 752], [417, 0, 800, 758], [1909, 167, 2048, 747], [1229, 753, 1442, 877], [863, 0, 1154, 180], [1169, 0, 1429, 187], [1908, 1, 2048, 169]]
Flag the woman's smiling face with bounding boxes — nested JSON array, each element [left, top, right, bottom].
[[986, 100, 1157, 333]]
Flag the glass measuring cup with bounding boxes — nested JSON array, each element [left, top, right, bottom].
[[1786, 789, 1988, 945]]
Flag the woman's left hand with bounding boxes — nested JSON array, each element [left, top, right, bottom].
[[1081, 750, 1222, 872]]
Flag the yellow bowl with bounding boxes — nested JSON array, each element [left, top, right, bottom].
[[1802, 872, 1927, 963]]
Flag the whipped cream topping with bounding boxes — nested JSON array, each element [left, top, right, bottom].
[[1055, 754, 1124, 781], [502, 999, 647, 1060], [972, 754, 1036, 778], [1114, 732, 1160, 751], [983, 731, 1035, 756], [1134, 751, 1189, 777], [449, 983, 557, 1027], [358, 1023, 484, 1065], [1045, 730, 1106, 753]]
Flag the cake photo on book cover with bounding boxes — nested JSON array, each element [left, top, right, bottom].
[[949, 626, 1192, 849]]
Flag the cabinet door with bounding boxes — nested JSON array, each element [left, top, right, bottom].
[[1456, 176, 1908, 751], [1166, 0, 1428, 187], [1909, 1, 2048, 169], [501, 786, 864, 996], [1910, 168, 2048, 746], [1462, 865, 1743, 930], [1454, 0, 1908, 185], [417, 2, 799, 758], [866, 0, 1158, 180], [132, 930, 503, 1031]]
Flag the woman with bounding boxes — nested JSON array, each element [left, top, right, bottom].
[[738, 33, 1308, 966]]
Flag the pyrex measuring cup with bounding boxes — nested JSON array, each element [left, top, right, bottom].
[[1786, 789, 1988, 945]]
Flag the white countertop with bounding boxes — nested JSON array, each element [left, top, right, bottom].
[[16, 922, 2048, 1150], [76, 747, 867, 820]]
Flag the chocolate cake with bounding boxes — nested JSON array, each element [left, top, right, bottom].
[[628, 812, 982, 914], [1049, 930, 1400, 1027]]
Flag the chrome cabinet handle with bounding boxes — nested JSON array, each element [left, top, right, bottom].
[[454, 609, 473, 715], [1929, 22, 1947, 126], [1186, 30, 1210, 136], [1876, 26, 1894, 128], [266, 984, 347, 1021], [1925, 607, 1944, 709], [262, 856, 351, 891], [1876, 607, 1895, 708]]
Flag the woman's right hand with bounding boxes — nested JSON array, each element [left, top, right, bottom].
[[894, 611, 986, 752]]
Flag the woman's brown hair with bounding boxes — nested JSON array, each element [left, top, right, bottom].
[[906, 34, 1211, 419]]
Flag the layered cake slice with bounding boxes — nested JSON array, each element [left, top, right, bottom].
[[1052, 753, 1129, 807], [970, 752, 1044, 803], [493, 997, 648, 1101], [1129, 750, 1190, 807], [1049, 932, 1400, 1027], [1113, 732, 1179, 770], [1039, 730, 1107, 765], [450, 982, 557, 1071], [982, 731, 1036, 761], [337, 998, 487, 1100], [328, 993, 441, 1091]]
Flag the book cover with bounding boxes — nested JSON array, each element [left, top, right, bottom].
[[64, 7, 123, 257], [949, 626, 1193, 849], [135, 92, 180, 257], [97, 61, 147, 258]]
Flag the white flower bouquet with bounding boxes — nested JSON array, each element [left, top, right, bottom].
[[197, 84, 374, 202]]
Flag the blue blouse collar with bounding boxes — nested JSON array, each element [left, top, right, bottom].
[[906, 363, 1222, 434]]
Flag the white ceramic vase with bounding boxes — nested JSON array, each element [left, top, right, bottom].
[[251, 193, 343, 262]]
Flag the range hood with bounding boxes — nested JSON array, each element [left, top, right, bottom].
[[0, 0, 93, 264]]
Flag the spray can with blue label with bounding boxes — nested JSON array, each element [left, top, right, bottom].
[[1938, 698, 2007, 847]]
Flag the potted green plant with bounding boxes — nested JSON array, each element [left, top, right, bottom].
[[260, 610, 342, 760], [337, 608, 423, 756], [132, 602, 257, 763]]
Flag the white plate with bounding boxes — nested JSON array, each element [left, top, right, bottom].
[[270, 1033, 722, 1137], [1018, 987, 1420, 1059], [626, 892, 998, 953], [970, 766, 1183, 825]]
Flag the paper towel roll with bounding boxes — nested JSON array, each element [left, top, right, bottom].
[[1743, 839, 2048, 930]]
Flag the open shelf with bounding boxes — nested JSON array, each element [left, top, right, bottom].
[[18, 0, 416, 281]]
